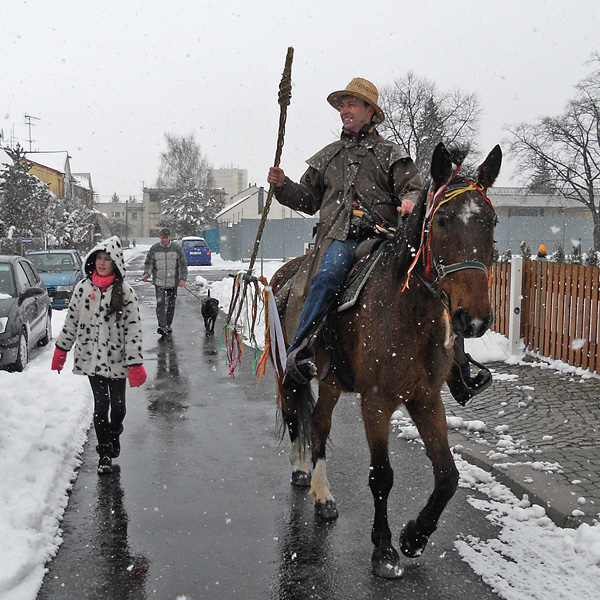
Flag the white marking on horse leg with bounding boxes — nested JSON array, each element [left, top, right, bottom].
[[289, 440, 310, 474], [310, 458, 334, 504]]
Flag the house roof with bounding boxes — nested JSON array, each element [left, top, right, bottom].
[[216, 184, 311, 219], [23, 151, 71, 174], [72, 172, 93, 190]]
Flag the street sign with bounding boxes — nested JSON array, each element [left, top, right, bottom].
[[21, 238, 33, 244]]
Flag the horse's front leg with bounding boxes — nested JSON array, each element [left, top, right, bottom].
[[401, 394, 459, 558], [362, 398, 404, 579], [310, 382, 340, 521]]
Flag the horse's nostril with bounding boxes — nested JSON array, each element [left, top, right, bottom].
[[452, 309, 493, 338]]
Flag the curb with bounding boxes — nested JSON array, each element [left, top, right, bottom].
[[448, 430, 597, 529]]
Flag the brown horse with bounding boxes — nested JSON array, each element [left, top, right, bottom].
[[269, 142, 502, 578]]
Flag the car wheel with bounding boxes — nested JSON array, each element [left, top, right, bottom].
[[39, 311, 52, 347], [14, 329, 29, 372]]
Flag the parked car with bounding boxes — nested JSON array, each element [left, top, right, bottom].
[[26, 249, 84, 309], [0, 255, 52, 371], [180, 236, 212, 266]]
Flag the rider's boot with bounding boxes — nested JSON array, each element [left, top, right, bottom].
[[282, 338, 317, 390], [446, 340, 492, 406]]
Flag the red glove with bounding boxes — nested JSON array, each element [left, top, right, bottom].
[[128, 365, 147, 387], [51, 347, 68, 372]]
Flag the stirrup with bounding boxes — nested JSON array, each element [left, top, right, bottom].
[[446, 360, 492, 406], [282, 346, 317, 389]]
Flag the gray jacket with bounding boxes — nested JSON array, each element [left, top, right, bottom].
[[143, 241, 188, 289], [56, 236, 144, 378]]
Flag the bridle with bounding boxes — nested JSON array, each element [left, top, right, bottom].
[[403, 166, 497, 293]]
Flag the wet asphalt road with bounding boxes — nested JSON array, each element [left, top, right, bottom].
[[38, 256, 501, 600]]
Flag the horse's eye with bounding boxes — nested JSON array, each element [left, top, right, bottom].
[[435, 214, 449, 229]]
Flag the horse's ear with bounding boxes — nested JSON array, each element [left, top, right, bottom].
[[430, 142, 453, 186], [477, 145, 502, 189]]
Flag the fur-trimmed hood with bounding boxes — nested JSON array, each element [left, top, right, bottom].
[[84, 236, 126, 279]]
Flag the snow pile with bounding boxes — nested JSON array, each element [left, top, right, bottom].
[[454, 454, 600, 599], [0, 311, 92, 599]]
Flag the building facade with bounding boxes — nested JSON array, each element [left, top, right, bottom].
[[212, 167, 248, 200]]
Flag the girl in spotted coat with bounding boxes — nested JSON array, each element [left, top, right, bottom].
[[51, 236, 146, 474]]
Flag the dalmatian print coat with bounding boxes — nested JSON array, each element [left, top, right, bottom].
[[56, 236, 143, 378]]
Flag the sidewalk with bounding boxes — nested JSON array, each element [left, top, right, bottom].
[[443, 357, 600, 528]]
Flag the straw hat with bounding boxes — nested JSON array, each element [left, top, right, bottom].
[[327, 77, 385, 124]]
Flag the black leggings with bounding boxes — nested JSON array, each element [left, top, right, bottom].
[[88, 376, 127, 446]]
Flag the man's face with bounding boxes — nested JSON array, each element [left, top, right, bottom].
[[160, 234, 171, 245], [338, 95, 374, 134]]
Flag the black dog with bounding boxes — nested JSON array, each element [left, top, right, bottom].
[[201, 290, 219, 336]]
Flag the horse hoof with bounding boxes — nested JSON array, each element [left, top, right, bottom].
[[371, 547, 404, 579], [400, 520, 433, 558], [291, 470, 311, 487], [315, 499, 338, 521]]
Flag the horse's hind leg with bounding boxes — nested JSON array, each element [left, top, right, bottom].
[[401, 395, 459, 558], [279, 387, 312, 487], [362, 398, 404, 579], [310, 383, 341, 521]]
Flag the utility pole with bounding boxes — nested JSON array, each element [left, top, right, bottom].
[[24, 114, 40, 151]]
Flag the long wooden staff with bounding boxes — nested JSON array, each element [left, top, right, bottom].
[[225, 47, 294, 329]]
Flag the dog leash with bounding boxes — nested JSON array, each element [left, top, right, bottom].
[[135, 278, 207, 302]]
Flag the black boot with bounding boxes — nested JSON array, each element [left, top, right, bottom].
[[110, 426, 124, 458], [96, 444, 113, 475], [446, 340, 493, 406], [282, 339, 317, 390]]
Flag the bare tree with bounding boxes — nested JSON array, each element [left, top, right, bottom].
[[156, 133, 213, 189], [155, 133, 221, 235], [506, 54, 600, 248], [378, 72, 482, 175]]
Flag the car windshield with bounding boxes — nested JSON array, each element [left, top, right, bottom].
[[28, 253, 77, 273], [0, 264, 15, 297], [182, 240, 206, 248]]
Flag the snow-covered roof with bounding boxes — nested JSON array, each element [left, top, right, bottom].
[[25, 151, 69, 174], [72, 172, 92, 190], [216, 191, 255, 218]]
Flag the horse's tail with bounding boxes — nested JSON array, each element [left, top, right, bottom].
[[277, 382, 315, 450]]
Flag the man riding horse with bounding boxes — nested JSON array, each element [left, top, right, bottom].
[[267, 77, 490, 404]]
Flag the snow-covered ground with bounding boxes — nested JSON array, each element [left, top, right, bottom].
[[1, 249, 599, 600]]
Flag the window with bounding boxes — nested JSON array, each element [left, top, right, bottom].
[[15, 262, 31, 290], [132, 212, 138, 220]]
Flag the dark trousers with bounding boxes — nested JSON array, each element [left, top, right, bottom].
[[155, 286, 178, 328], [88, 376, 127, 446]]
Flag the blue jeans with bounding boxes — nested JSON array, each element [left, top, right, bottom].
[[288, 239, 358, 354]]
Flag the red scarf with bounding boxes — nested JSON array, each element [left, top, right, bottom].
[[91, 270, 116, 298]]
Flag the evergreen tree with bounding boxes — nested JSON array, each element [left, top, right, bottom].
[[570, 240, 583, 264], [51, 195, 94, 247], [159, 179, 220, 235], [552, 243, 566, 263], [585, 247, 599, 266], [519, 240, 532, 259], [0, 144, 59, 238]]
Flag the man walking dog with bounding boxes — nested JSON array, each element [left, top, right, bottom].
[[142, 228, 188, 336]]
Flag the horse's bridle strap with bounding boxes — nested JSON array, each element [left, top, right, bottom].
[[435, 260, 488, 279]]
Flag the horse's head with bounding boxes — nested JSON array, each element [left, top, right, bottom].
[[423, 142, 501, 338]]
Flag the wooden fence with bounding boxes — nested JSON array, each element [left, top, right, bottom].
[[489, 259, 600, 373]]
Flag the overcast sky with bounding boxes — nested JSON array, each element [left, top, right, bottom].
[[3, 0, 598, 200]]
